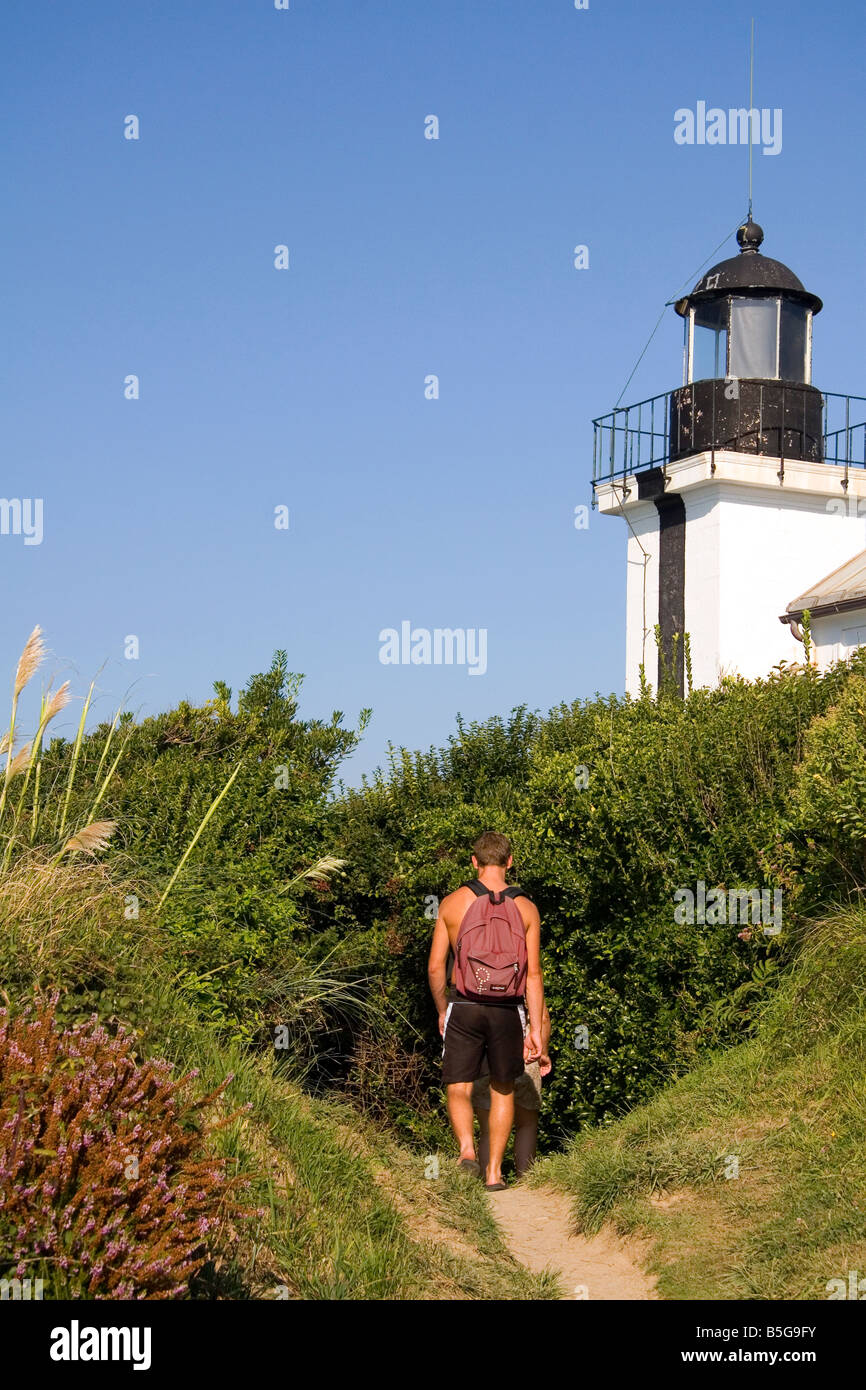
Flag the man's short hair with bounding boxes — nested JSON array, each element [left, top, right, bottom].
[[472, 831, 512, 867]]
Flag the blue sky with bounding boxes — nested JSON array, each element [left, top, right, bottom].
[[3, 0, 864, 781]]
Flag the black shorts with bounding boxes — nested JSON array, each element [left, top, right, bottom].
[[441, 998, 526, 1086]]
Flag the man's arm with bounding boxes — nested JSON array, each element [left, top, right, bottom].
[[537, 1002, 552, 1075], [427, 908, 451, 1035], [521, 901, 545, 1060], [525, 1002, 552, 1068]]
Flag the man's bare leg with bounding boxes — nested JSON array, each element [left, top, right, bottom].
[[475, 1107, 490, 1174], [446, 1082, 477, 1163], [513, 1103, 538, 1177], [486, 1079, 514, 1185]]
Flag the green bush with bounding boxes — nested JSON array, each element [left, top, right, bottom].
[[24, 643, 866, 1147], [327, 662, 856, 1140], [783, 666, 866, 906], [30, 653, 372, 1044]]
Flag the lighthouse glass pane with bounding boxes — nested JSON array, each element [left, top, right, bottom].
[[730, 297, 779, 378], [691, 302, 728, 381], [779, 301, 808, 381]]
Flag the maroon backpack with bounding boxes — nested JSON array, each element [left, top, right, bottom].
[[454, 881, 529, 1003]]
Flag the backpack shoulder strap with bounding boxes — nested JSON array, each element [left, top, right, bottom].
[[463, 880, 530, 905], [464, 879, 489, 897]]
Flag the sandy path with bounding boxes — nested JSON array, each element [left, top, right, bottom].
[[487, 1185, 657, 1300]]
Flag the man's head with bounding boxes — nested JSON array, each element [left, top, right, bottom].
[[471, 831, 513, 872]]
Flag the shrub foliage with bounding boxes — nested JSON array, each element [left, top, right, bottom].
[[22, 644, 866, 1146]]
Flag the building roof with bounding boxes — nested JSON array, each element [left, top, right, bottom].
[[783, 548, 866, 622], [675, 220, 823, 317]]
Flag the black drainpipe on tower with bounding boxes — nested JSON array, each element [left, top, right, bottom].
[[636, 468, 686, 697], [654, 494, 686, 696]]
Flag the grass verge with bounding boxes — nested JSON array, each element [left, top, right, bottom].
[[1, 853, 552, 1300], [531, 907, 866, 1300]]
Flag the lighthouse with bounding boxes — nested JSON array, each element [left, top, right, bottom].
[[593, 219, 866, 694]]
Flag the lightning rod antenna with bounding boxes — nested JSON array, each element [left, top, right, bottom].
[[748, 18, 755, 221]]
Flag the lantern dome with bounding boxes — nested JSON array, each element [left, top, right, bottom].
[[674, 221, 823, 317], [671, 218, 823, 421]]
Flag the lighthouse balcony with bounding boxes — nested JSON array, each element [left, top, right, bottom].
[[592, 386, 866, 493]]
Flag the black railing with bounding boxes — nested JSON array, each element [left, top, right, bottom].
[[592, 387, 866, 488], [592, 393, 670, 483]]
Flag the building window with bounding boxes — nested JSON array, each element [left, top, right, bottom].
[[779, 301, 809, 382], [690, 301, 728, 381], [729, 297, 779, 379]]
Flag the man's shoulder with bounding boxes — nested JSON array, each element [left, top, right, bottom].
[[440, 883, 475, 916], [511, 891, 539, 927]]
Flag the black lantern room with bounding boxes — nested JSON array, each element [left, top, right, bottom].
[[670, 220, 824, 463]]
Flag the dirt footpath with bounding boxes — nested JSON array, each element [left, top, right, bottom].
[[488, 1185, 657, 1300]]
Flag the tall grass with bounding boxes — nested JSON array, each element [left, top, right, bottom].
[[0, 627, 121, 868]]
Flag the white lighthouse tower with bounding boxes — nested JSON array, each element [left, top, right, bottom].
[[593, 219, 866, 693]]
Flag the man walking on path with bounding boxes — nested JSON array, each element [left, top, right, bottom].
[[427, 832, 545, 1190]]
